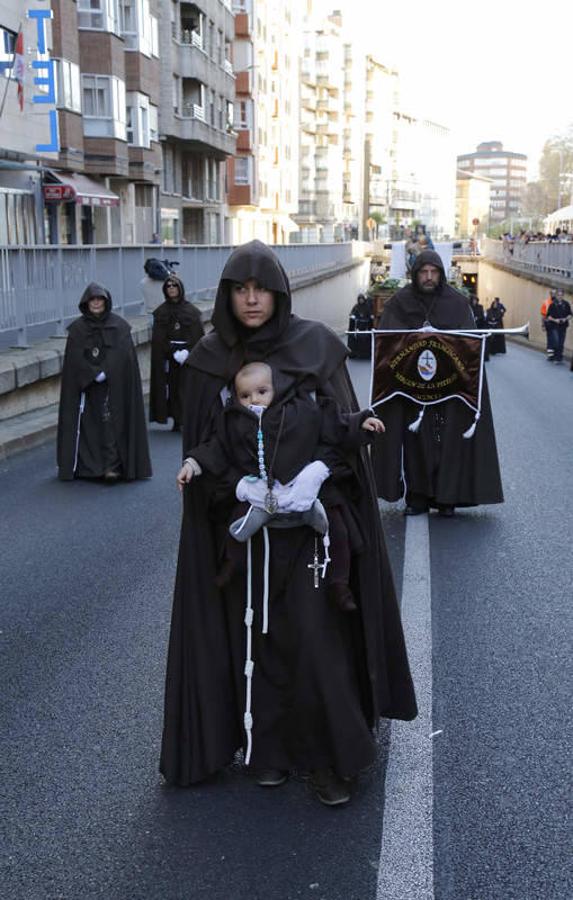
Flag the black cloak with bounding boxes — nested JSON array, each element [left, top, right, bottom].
[[160, 241, 417, 786], [57, 283, 152, 481], [372, 251, 503, 507], [149, 276, 204, 425], [486, 301, 507, 355], [348, 294, 373, 359]]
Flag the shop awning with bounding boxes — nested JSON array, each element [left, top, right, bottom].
[[43, 172, 120, 207]]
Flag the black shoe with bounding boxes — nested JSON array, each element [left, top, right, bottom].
[[310, 770, 351, 806], [437, 505, 455, 518], [404, 505, 428, 516], [255, 769, 289, 787], [103, 469, 121, 483]]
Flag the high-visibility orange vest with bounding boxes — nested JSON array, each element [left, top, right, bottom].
[[541, 297, 552, 317]]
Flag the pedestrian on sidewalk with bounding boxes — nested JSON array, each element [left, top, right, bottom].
[[160, 240, 417, 806], [149, 276, 204, 431], [57, 283, 152, 482], [545, 288, 571, 364]]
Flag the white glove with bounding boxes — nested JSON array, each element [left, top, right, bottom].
[[236, 477, 269, 508], [94, 371, 106, 383], [280, 461, 330, 512], [173, 349, 189, 365], [235, 477, 289, 509]]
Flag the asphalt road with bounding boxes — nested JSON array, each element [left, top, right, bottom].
[[1, 344, 571, 899]]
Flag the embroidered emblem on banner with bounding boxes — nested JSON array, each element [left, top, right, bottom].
[[92, 347, 100, 358], [417, 349, 437, 381]]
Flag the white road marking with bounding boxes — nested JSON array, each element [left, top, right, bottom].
[[377, 513, 434, 899]]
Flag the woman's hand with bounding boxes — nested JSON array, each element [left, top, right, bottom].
[[362, 416, 385, 433]]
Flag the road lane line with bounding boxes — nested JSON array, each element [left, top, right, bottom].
[[377, 513, 433, 899]]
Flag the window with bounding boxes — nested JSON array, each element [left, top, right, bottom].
[[82, 74, 126, 139], [149, 104, 158, 141], [126, 92, 156, 147], [78, 0, 120, 34], [173, 75, 180, 114], [235, 157, 249, 184], [55, 59, 81, 112], [0, 27, 16, 79], [126, 105, 134, 143], [120, 0, 158, 56]]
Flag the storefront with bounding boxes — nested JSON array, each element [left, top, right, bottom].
[[43, 172, 120, 245]]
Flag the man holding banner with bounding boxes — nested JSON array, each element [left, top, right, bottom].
[[371, 250, 503, 516]]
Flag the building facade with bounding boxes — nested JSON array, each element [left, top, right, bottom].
[[226, 0, 299, 244], [390, 111, 456, 239], [0, 0, 236, 245], [456, 169, 492, 238], [457, 141, 527, 226], [159, 0, 235, 244], [295, 12, 345, 243]]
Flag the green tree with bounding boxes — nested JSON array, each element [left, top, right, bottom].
[[537, 126, 573, 213]]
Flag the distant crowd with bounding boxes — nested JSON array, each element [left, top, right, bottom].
[[500, 227, 573, 245]]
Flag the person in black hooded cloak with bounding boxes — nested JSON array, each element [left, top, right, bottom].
[[160, 240, 417, 805], [149, 275, 204, 431], [57, 282, 152, 482], [347, 292, 374, 358], [372, 250, 503, 515]]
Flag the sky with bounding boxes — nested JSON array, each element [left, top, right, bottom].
[[312, 0, 573, 179]]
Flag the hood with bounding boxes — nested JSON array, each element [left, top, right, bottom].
[[410, 250, 446, 292], [162, 275, 186, 302], [79, 282, 112, 319], [211, 240, 292, 349]]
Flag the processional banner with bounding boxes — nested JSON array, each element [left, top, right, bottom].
[[370, 329, 487, 437]]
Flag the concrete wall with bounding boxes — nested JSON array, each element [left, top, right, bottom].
[[478, 259, 573, 354], [292, 259, 370, 335]]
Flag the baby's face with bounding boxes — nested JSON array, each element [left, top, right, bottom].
[[235, 370, 275, 408]]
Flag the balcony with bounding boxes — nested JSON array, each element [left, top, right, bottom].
[[236, 129, 251, 152], [235, 70, 253, 94], [176, 42, 209, 83], [235, 13, 251, 37], [173, 109, 237, 157]]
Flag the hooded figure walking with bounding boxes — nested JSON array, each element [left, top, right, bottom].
[[372, 250, 503, 516], [149, 275, 204, 431], [160, 240, 417, 807], [57, 282, 152, 482]]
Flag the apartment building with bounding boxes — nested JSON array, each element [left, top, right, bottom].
[[295, 13, 344, 243], [1, 0, 236, 245], [456, 169, 492, 238], [159, 0, 236, 244], [363, 55, 398, 237], [390, 111, 456, 238], [457, 141, 527, 225], [226, 0, 299, 245], [340, 36, 365, 237]]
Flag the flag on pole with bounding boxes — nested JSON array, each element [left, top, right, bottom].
[[13, 29, 25, 111]]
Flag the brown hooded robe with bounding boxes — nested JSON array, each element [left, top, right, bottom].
[[372, 250, 503, 507], [57, 282, 152, 481], [149, 276, 204, 425], [160, 241, 417, 786]]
